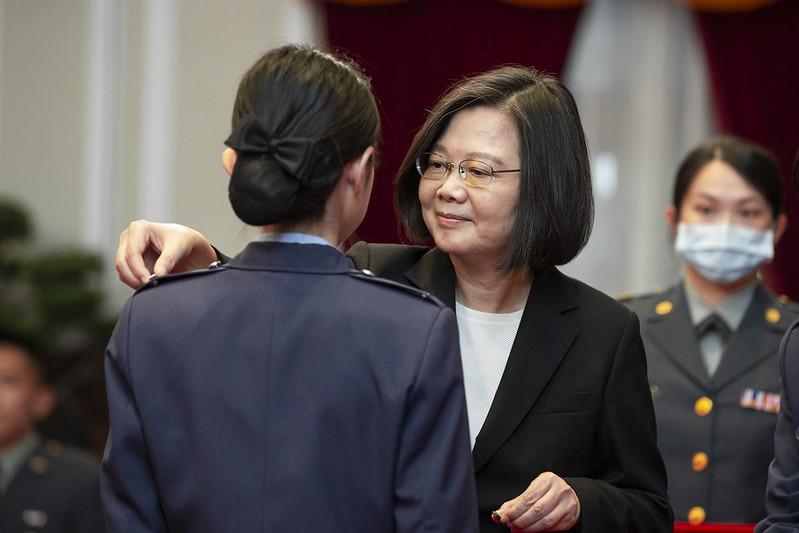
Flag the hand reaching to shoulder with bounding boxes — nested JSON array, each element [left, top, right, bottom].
[[115, 220, 217, 288], [491, 472, 580, 532]]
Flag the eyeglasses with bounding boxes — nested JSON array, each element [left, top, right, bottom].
[[415, 152, 520, 188]]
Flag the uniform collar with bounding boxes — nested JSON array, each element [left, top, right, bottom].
[[0, 432, 40, 494], [255, 232, 336, 248], [683, 280, 757, 332], [227, 240, 352, 275]]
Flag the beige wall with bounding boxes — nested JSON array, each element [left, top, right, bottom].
[[0, 0, 321, 312], [1, 1, 87, 247]]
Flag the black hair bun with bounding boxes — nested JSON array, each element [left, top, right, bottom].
[[228, 156, 299, 226]]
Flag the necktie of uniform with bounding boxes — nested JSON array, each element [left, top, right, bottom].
[[696, 313, 731, 377]]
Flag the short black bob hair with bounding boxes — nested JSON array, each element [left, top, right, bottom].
[[672, 135, 784, 220], [394, 66, 594, 273]]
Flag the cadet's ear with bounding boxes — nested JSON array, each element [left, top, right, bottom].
[[773, 213, 788, 245], [343, 146, 375, 195], [221, 148, 237, 177], [32, 384, 56, 421]]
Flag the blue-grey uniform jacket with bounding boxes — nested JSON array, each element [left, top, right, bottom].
[[101, 241, 477, 533], [757, 318, 799, 532]]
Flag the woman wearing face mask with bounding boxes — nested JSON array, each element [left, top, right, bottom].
[[622, 135, 798, 526]]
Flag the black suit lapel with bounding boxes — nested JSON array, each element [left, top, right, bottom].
[[406, 256, 585, 471], [470, 268, 580, 472]]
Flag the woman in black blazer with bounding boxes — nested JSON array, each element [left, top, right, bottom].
[[115, 67, 673, 532]]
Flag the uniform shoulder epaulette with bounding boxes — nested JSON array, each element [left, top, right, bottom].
[[776, 294, 799, 314], [134, 261, 227, 294], [346, 268, 440, 304], [615, 286, 663, 303]]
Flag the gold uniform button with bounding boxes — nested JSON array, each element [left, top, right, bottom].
[[692, 452, 708, 471], [655, 301, 673, 315], [688, 506, 706, 525], [695, 396, 713, 417], [46, 439, 63, 456], [765, 307, 781, 324], [29, 456, 50, 474]]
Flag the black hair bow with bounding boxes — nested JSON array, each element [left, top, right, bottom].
[[224, 115, 319, 184]]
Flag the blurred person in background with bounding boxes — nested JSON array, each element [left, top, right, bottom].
[[621, 136, 798, 526], [0, 333, 105, 533]]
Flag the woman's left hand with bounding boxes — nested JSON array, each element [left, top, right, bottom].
[[491, 471, 580, 531]]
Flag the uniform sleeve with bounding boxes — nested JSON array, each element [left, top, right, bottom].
[[101, 300, 169, 532], [393, 307, 479, 533], [565, 312, 674, 532], [756, 321, 799, 532], [69, 467, 107, 533]]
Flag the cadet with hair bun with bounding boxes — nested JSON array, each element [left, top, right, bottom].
[[101, 44, 477, 532]]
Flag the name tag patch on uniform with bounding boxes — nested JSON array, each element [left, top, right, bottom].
[[739, 388, 780, 413]]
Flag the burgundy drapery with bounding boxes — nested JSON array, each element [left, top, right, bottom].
[[324, 0, 584, 245], [694, 0, 799, 299], [324, 0, 799, 300]]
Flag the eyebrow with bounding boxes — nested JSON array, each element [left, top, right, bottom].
[[692, 192, 767, 206], [430, 145, 511, 166]]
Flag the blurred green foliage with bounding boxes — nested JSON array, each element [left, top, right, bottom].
[[0, 197, 115, 454]]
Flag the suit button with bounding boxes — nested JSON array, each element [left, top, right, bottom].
[[688, 506, 706, 525], [28, 455, 50, 474], [692, 452, 708, 471], [694, 396, 713, 417]]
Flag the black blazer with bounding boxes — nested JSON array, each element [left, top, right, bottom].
[[347, 243, 673, 533]]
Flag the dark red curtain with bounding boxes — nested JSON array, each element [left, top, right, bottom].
[[694, 0, 799, 299], [324, 0, 585, 245]]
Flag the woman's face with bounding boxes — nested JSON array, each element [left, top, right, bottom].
[[418, 106, 521, 265], [674, 159, 774, 230]]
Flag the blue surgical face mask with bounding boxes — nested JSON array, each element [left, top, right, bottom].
[[674, 222, 774, 285]]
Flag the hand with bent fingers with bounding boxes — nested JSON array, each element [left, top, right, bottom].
[[115, 220, 217, 288], [491, 472, 581, 532]]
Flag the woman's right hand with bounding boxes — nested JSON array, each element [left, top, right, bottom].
[[115, 220, 217, 288]]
